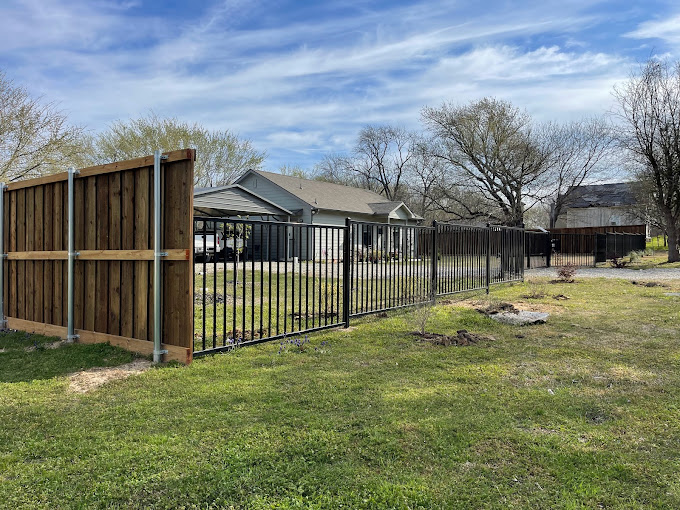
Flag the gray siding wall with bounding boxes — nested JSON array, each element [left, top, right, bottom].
[[556, 206, 643, 228], [239, 173, 312, 223]]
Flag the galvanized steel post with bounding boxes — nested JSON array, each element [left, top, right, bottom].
[[0, 183, 5, 329], [67, 167, 77, 342], [153, 150, 167, 363]]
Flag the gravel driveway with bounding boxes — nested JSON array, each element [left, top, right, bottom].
[[525, 267, 680, 281]]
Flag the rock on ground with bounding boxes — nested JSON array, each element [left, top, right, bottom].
[[490, 310, 549, 326]]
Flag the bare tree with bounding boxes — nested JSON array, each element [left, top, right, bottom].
[[348, 125, 414, 201], [422, 98, 553, 226], [612, 59, 680, 262], [0, 71, 84, 181], [546, 118, 616, 228], [87, 112, 265, 187]]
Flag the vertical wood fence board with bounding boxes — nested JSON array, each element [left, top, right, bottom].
[[162, 158, 193, 349], [147, 167, 154, 343], [26, 186, 35, 322], [43, 184, 54, 325], [74, 179, 85, 329], [52, 183, 63, 326], [9, 191, 16, 319], [16, 189, 25, 321], [108, 172, 122, 336], [34, 186, 44, 324], [120, 170, 135, 338], [3, 191, 8, 321], [84, 177, 97, 331], [133, 168, 150, 341], [95, 175, 109, 332], [62, 182, 68, 327]]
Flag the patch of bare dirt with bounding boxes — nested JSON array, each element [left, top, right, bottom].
[[414, 329, 494, 346], [475, 302, 519, 315], [68, 359, 152, 393], [25, 340, 68, 352]]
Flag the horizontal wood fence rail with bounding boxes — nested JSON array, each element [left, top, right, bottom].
[[1, 149, 195, 363], [6, 249, 190, 261]]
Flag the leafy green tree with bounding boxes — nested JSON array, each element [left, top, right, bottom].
[[88, 112, 265, 187]]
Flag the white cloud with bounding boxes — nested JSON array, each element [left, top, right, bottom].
[[626, 14, 680, 44]]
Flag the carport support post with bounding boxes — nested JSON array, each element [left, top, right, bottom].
[[342, 217, 351, 327], [153, 150, 167, 363], [0, 183, 5, 328], [67, 167, 78, 343]]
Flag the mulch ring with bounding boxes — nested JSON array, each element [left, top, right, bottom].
[[413, 329, 494, 347]]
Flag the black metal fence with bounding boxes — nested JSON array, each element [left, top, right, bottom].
[[193, 217, 525, 356], [525, 230, 646, 268]]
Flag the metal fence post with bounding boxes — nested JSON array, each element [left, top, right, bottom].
[[0, 183, 5, 329], [486, 223, 491, 294], [342, 217, 351, 327], [67, 167, 78, 342], [431, 221, 438, 301], [153, 150, 168, 363]]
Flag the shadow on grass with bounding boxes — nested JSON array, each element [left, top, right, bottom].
[[0, 330, 136, 383]]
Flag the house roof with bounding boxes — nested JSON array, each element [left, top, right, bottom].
[[563, 183, 637, 209], [235, 170, 422, 219], [193, 184, 293, 217]]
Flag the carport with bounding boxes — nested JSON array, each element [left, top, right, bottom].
[[193, 184, 295, 260]]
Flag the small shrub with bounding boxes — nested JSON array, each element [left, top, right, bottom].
[[412, 302, 436, 336], [629, 251, 642, 262], [609, 257, 628, 268], [556, 263, 577, 282]]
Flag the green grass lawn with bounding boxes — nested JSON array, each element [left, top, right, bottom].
[[2, 277, 680, 508]]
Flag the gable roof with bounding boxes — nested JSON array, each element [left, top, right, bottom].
[[193, 184, 292, 217], [563, 183, 637, 209], [235, 169, 422, 219]]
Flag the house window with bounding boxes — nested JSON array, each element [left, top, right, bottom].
[[362, 229, 372, 246]]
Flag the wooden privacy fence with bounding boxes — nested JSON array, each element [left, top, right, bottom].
[[1, 149, 195, 363]]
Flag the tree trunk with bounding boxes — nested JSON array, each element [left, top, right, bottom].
[[667, 224, 679, 262]]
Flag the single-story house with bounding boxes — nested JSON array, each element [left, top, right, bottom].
[[197, 170, 423, 260], [554, 183, 648, 235]]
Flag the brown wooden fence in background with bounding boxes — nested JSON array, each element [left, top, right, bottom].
[[2, 149, 195, 363], [549, 225, 646, 235]]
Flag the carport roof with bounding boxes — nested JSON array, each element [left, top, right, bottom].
[[194, 185, 293, 217]]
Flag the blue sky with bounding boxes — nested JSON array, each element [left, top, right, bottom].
[[1, 0, 679, 171]]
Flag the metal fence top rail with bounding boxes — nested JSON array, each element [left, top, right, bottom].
[[489, 224, 525, 231], [193, 215, 347, 229], [347, 219, 435, 230], [436, 222, 490, 230]]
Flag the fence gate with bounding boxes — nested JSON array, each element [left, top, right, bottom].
[[1, 150, 195, 363]]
